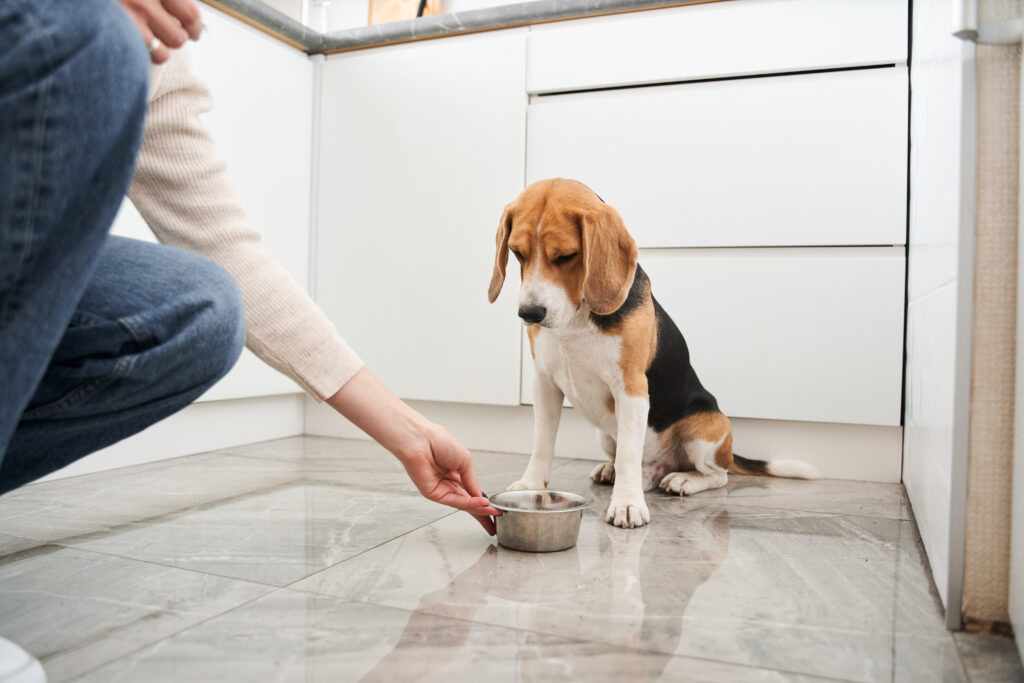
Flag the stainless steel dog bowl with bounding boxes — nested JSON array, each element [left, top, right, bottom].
[[489, 490, 591, 553]]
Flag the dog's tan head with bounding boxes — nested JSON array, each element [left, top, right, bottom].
[[488, 179, 637, 328]]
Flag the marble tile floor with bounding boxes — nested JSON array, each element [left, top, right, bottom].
[[0, 436, 1021, 682]]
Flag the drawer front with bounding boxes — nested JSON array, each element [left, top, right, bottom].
[[526, 0, 907, 94], [526, 67, 908, 248], [521, 247, 905, 427]]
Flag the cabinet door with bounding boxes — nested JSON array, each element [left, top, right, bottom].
[[111, 6, 312, 401], [317, 31, 527, 405], [523, 247, 905, 427], [526, 67, 908, 248]]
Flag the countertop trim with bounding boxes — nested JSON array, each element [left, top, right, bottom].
[[203, 0, 727, 54]]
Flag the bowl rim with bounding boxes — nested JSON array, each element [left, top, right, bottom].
[[487, 489, 592, 514]]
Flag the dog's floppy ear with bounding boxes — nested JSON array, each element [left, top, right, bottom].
[[580, 203, 637, 315], [488, 205, 514, 303]]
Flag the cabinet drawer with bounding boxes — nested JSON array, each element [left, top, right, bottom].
[[521, 247, 905, 426], [526, 0, 907, 94], [526, 67, 908, 248]]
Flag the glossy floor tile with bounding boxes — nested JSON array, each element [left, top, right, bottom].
[[72, 589, 835, 683], [0, 436, 1019, 682], [0, 545, 272, 682]]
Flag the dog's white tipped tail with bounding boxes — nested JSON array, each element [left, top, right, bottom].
[[764, 459, 820, 480], [730, 454, 820, 479]]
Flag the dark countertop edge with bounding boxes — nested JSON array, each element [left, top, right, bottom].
[[203, 0, 324, 50], [204, 0, 717, 54]]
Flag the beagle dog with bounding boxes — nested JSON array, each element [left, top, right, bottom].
[[488, 179, 818, 528]]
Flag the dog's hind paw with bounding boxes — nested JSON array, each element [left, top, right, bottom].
[[590, 462, 615, 484], [659, 471, 727, 496], [605, 496, 650, 528]]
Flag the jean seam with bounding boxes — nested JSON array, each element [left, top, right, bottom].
[[118, 313, 149, 346], [0, 1, 59, 329], [21, 354, 137, 421]]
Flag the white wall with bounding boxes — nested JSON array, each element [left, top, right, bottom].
[[903, 0, 974, 614]]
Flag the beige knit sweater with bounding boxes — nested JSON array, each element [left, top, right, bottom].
[[128, 48, 362, 401]]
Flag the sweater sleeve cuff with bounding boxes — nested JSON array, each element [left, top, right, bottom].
[[270, 331, 364, 402]]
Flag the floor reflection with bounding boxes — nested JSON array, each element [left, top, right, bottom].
[[362, 499, 733, 681]]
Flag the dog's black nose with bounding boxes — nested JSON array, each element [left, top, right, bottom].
[[518, 305, 547, 324]]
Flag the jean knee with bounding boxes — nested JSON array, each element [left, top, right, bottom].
[[78, 0, 151, 129], [192, 262, 246, 385]]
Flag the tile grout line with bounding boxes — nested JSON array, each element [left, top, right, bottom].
[[889, 516, 902, 683]]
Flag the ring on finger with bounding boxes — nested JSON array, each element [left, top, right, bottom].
[[148, 37, 161, 54]]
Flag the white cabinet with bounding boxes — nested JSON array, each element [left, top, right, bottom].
[[522, 248, 906, 427], [526, 0, 908, 94], [518, 2, 909, 431], [111, 6, 313, 401], [527, 67, 909, 248], [316, 31, 527, 405]]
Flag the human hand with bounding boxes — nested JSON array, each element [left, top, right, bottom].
[[326, 368, 500, 536], [398, 425, 500, 536], [117, 0, 204, 64]]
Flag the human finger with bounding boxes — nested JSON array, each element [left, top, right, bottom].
[[117, 7, 167, 64], [161, 0, 204, 39], [142, 27, 171, 64], [443, 490, 499, 518], [458, 456, 487, 500], [124, 0, 190, 49], [147, 5, 190, 49]]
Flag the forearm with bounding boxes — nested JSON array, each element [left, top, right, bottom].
[[325, 368, 431, 463]]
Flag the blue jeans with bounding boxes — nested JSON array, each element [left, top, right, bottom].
[[0, 0, 245, 495]]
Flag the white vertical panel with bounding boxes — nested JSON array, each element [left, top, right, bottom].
[[317, 30, 527, 405], [527, 67, 909, 248], [903, 0, 975, 616], [526, 0, 908, 94], [903, 283, 959, 603]]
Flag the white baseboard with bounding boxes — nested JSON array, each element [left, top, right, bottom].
[[35, 392, 901, 483], [38, 394, 305, 482], [305, 397, 903, 483]]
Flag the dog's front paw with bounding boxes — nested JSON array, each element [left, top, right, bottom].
[[605, 495, 650, 528], [589, 462, 615, 484], [507, 477, 547, 491]]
